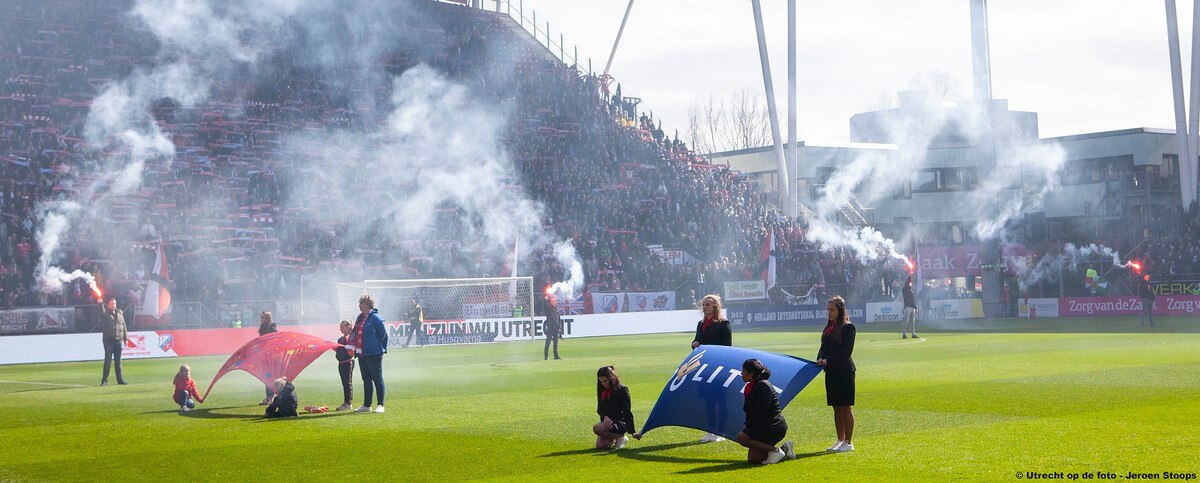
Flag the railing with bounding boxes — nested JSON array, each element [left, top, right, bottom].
[[445, 0, 595, 75]]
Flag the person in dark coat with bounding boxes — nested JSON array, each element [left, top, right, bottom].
[[692, 294, 732, 443], [402, 298, 425, 348], [543, 296, 562, 360], [736, 359, 794, 465], [98, 296, 128, 386], [264, 377, 298, 418], [692, 294, 733, 349], [349, 294, 388, 413], [335, 320, 355, 411], [1138, 274, 1155, 327], [257, 311, 278, 405], [818, 295, 857, 453], [902, 276, 919, 339], [592, 365, 636, 450]]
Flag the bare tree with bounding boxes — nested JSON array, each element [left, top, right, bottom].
[[909, 69, 964, 101], [686, 90, 771, 155]]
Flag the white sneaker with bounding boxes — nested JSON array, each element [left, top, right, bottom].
[[335, 403, 353, 411], [838, 442, 855, 452], [698, 432, 724, 443], [781, 440, 795, 460], [259, 397, 274, 406], [614, 435, 628, 450], [373, 405, 386, 413], [179, 406, 191, 413], [762, 448, 786, 465], [354, 405, 371, 413], [827, 440, 845, 452]]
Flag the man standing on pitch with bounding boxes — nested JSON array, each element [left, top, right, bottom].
[[543, 294, 562, 360], [901, 276, 919, 339], [99, 296, 128, 386], [402, 298, 424, 348], [1138, 274, 1155, 327]]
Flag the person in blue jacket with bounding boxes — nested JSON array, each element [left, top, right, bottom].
[[348, 294, 388, 414]]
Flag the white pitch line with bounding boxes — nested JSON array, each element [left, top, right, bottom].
[[0, 379, 90, 388]]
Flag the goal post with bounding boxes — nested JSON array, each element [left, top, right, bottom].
[[330, 276, 537, 339]]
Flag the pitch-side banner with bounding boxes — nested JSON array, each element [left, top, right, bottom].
[[0, 307, 75, 335], [726, 303, 865, 329], [626, 291, 675, 312], [1058, 295, 1200, 317], [590, 292, 628, 314], [640, 345, 822, 441]]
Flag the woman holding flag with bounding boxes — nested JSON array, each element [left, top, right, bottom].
[[817, 295, 857, 453], [736, 359, 794, 464], [592, 366, 636, 450], [692, 294, 732, 443]]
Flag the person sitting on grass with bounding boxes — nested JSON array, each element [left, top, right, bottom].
[[736, 359, 795, 465], [592, 365, 636, 450], [264, 377, 298, 418], [173, 364, 204, 414]]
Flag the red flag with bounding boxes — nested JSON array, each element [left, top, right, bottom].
[[759, 228, 776, 289], [202, 332, 342, 401]]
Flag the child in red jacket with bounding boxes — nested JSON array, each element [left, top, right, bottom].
[[173, 365, 204, 413]]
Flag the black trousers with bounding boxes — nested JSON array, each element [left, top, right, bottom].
[[359, 354, 385, 406], [403, 324, 424, 347], [544, 333, 559, 359], [338, 360, 355, 405], [102, 338, 124, 383]]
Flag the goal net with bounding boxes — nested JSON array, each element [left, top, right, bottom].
[[330, 277, 536, 338]]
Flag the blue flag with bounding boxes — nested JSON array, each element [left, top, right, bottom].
[[640, 345, 822, 441]]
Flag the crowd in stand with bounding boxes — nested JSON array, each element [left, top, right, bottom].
[[1, 0, 1198, 326]]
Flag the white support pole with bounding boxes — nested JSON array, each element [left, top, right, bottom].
[[787, 0, 798, 215], [751, 0, 792, 216], [969, 0, 993, 102], [1189, 0, 1200, 204], [604, 0, 635, 76], [1166, 0, 1195, 207]]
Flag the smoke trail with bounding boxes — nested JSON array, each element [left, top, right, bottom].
[[805, 221, 908, 263], [549, 241, 585, 300], [1011, 243, 1134, 289], [971, 143, 1067, 241]]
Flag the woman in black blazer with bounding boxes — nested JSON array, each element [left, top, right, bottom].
[[736, 359, 795, 465], [592, 366, 636, 450], [817, 295, 856, 453], [692, 294, 732, 443]]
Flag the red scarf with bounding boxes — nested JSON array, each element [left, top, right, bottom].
[[700, 316, 715, 332], [600, 388, 611, 401], [353, 312, 366, 355], [823, 320, 837, 337], [743, 380, 757, 397]]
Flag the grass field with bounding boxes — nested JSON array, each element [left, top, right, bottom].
[[1, 317, 1198, 481]]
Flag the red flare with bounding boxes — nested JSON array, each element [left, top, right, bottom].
[[1130, 261, 1142, 274], [91, 284, 103, 302], [904, 258, 915, 274], [544, 285, 554, 297]]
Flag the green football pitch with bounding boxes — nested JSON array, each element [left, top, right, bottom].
[[1, 317, 1197, 481]]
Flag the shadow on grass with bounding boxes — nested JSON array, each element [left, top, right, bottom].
[[613, 441, 718, 465], [182, 406, 263, 419], [673, 450, 834, 474], [254, 411, 353, 422]]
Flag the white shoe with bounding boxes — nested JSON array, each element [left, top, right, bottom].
[[373, 405, 386, 413], [335, 403, 353, 411], [259, 397, 274, 406], [698, 432, 724, 443], [762, 448, 786, 465], [614, 435, 627, 450], [179, 406, 191, 413], [781, 440, 795, 460], [827, 440, 845, 452], [838, 442, 854, 452], [354, 405, 371, 413]]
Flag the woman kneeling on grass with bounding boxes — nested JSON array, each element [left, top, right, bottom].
[[736, 359, 795, 465], [593, 366, 636, 450], [173, 365, 204, 413], [264, 377, 298, 418]]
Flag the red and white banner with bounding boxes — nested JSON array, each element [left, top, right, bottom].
[[134, 241, 172, 328], [1058, 295, 1200, 317], [590, 292, 628, 314], [626, 291, 676, 312]]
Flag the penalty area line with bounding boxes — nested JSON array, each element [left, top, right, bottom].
[[0, 379, 90, 388]]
